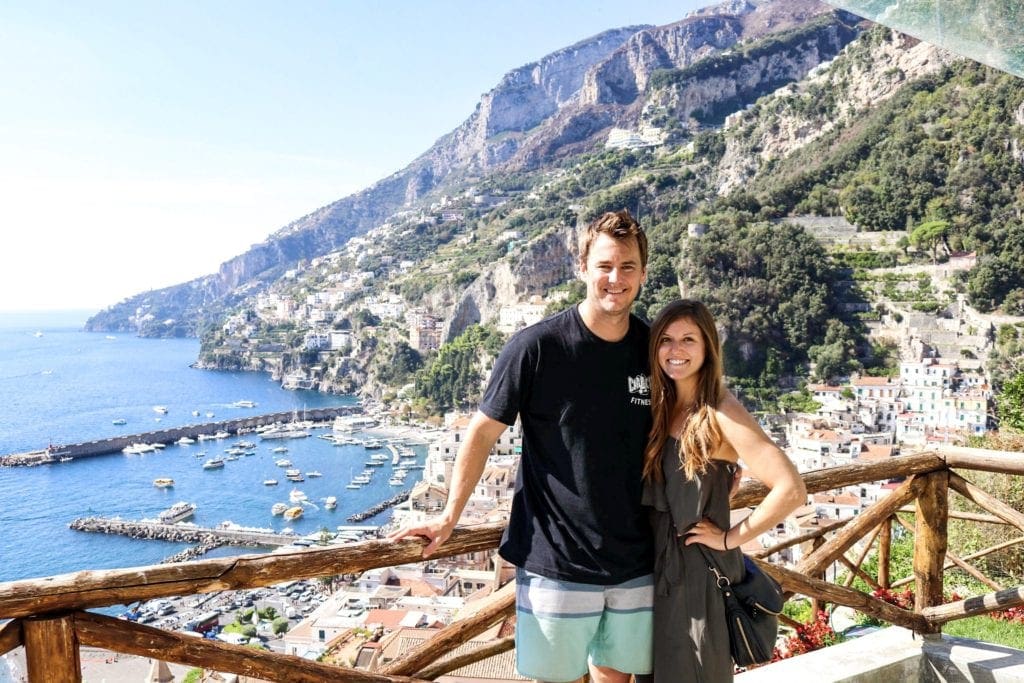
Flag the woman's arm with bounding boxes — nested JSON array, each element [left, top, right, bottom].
[[685, 390, 806, 551]]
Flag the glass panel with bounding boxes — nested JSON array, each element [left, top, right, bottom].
[[826, 1, 1024, 78]]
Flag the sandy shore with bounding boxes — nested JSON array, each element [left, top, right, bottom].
[[3, 648, 193, 682]]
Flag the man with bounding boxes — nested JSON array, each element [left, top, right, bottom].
[[391, 210, 653, 683]]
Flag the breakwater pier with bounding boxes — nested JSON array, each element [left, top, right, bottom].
[[69, 517, 296, 554], [0, 406, 359, 466], [347, 491, 410, 522]]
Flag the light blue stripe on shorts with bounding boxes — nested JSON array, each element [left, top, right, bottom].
[[515, 568, 653, 682]]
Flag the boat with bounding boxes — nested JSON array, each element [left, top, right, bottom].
[[259, 427, 310, 440], [271, 446, 289, 454], [324, 496, 337, 510], [212, 431, 231, 440], [122, 443, 157, 454], [206, 412, 215, 418], [237, 440, 256, 449], [306, 471, 322, 478], [153, 406, 169, 414], [191, 410, 201, 417], [158, 502, 195, 524], [364, 440, 384, 449], [388, 476, 406, 486], [271, 502, 288, 516], [232, 400, 257, 408], [33, 331, 44, 338], [274, 459, 292, 467], [202, 458, 225, 470], [289, 489, 307, 503], [263, 479, 279, 486], [153, 478, 175, 488], [59, 456, 73, 462], [345, 482, 362, 489], [112, 418, 127, 426], [282, 506, 304, 520], [176, 436, 195, 445], [333, 415, 378, 432]]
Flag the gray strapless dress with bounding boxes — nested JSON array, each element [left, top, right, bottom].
[[642, 438, 745, 682]]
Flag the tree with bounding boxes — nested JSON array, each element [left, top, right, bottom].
[[679, 220, 840, 378], [909, 219, 950, 263], [996, 371, 1024, 433]]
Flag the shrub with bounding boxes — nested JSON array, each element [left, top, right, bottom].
[[774, 610, 841, 659]]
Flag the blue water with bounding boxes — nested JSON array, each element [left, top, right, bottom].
[[0, 311, 421, 586]]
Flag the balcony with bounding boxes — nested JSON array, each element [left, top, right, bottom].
[[1, 446, 1023, 681]]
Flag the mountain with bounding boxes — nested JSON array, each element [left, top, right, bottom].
[[85, 0, 855, 337]]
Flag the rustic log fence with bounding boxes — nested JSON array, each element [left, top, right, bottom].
[[1, 448, 1023, 681]]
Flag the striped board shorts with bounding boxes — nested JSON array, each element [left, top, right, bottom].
[[514, 567, 654, 682]]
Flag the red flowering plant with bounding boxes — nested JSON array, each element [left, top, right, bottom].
[[772, 610, 841, 660], [991, 606, 1024, 624]]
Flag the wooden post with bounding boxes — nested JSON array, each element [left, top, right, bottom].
[[23, 613, 80, 683], [809, 536, 825, 616], [878, 516, 892, 589], [914, 470, 949, 635]]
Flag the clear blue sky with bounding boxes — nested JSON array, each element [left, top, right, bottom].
[[0, 0, 708, 311]]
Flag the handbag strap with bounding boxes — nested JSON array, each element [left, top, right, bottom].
[[697, 543, 733, 592]]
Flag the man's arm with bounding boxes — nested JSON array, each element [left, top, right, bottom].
[[388, 411, 508, 557]]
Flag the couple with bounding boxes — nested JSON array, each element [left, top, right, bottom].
[[391, 210, 806, 683]]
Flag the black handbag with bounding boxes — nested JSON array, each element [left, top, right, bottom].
[[704, 550, 783, 667]]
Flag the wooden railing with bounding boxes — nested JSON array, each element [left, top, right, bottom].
[[2, 447, 1023, 682]]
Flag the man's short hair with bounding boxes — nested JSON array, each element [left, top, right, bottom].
[[578, 210, 649, 268]]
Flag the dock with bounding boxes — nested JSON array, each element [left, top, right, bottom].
[[1, 406, 360, 466]]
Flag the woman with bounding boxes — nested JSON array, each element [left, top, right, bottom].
[[642, 299, 806, 682]]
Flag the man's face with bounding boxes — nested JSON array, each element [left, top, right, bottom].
[[579, 232, 646, 317]]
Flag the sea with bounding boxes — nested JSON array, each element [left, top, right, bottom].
[[0, 310, 426, 589]]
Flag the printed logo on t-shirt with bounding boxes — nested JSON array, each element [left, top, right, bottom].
[[628, 374, 650, 406]]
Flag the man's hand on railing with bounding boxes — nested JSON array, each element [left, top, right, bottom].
[[387, 516, 456, 558]]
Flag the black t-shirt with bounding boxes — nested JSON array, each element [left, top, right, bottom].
[[480, 306, 653, 584]]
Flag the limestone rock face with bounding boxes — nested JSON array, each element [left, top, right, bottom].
[[442, 226, 578, 342], [715, 30, 958, 193]]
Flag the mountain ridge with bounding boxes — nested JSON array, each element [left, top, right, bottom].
[[85, 0, 847, 337]]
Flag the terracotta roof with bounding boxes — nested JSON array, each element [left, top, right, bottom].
[[859, 444, 894, 460], [853, 376, 893, 386], [365, 609, 409, 631], [398, 578, 444, 597], [813, 493, 861, 506], [450, 415, 473, 430], [380, 628, 528, 681]]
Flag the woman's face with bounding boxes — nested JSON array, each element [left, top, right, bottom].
[[657, 316, 706, 386]]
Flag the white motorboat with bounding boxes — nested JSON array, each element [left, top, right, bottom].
[[158, 501, 195, 524]]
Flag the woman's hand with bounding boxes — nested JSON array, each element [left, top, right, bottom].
[[682, 517, 730, 551]]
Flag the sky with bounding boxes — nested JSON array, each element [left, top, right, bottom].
[[0, 0, 709, 312]]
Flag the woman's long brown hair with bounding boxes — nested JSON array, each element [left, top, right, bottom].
[[643, 299, 725, 481]]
